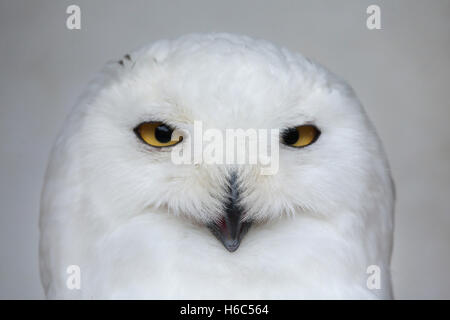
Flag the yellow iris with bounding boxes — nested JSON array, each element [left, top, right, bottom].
[[135, 122, 182, 147], [284, 125, 320, 148]]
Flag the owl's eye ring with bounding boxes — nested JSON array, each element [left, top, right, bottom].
[[281, 125, 321, 148], [134, 121, 183, 148]]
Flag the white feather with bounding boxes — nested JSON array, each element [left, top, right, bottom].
[[39, 33, 394, 299]]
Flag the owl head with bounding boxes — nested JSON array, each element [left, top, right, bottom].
[[52, 33, 394, 252]]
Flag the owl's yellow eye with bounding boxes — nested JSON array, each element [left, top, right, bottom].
[[135, 122, 182, 147], [282, 125, 320, 148]]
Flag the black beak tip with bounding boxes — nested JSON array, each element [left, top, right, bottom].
[[223, 239, 240, 252]]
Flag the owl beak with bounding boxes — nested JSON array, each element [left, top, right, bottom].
[[208, 210, 252, 252], [207, 172, 252, 252]]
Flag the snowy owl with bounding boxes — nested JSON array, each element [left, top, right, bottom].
[[39, 33, 395, 299]]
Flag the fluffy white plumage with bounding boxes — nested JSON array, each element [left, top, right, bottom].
[[39, 33, 394, 299]]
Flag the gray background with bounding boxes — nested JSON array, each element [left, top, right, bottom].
[[0, 0, 449, 299]]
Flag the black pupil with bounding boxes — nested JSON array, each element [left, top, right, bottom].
[[282, 128, 299, 145], [155, 124, 173, 143]]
